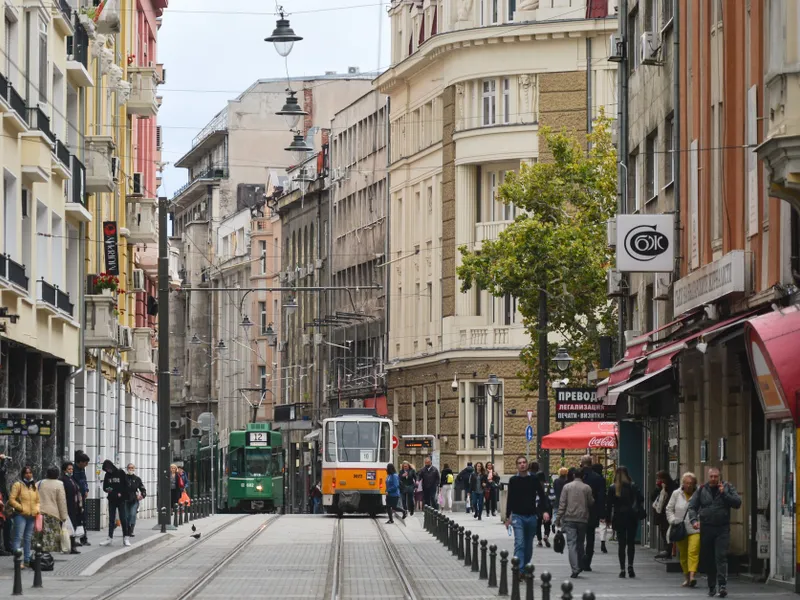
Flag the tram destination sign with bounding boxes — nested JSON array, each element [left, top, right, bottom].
[[246, 431, 271, 447], [404, 438, 432, 449], [556, 388, 614, 423]]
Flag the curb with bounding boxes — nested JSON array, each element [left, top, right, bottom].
[[79, 532, 172, 577]]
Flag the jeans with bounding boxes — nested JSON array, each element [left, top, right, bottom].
[[441, 484, 453, 511], [563, 521, 588, 574], [108, 499, 129, 539], [312, 497, 322, 514], [584, 519, 598, 567], [423, 487, 438, 509], [12, 514, 35, 563], [401, 491, 415, 514], [125, 501, 139, 532], [511, 513, 538, 567], [471, 491, 484, 517], [700, 525, 730, 589], [614, 517, 638, 569]]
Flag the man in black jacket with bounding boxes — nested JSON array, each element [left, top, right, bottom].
[[688, 468, 741, 598], [0, 453, 11, 554], [99, 459, 131, 547], [419, 457, 440, 509], [505, 456, 550, 569], [581, 456, 607, 571], [458, 463, 474, 513], [124, 463, 146, 537]]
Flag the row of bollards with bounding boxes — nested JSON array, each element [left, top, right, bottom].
[[12, 543, 44, 596], [172, 495, 213, 528], [423, 506, 596, 600]]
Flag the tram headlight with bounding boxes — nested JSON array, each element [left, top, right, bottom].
[[256, 484, 263, 492]]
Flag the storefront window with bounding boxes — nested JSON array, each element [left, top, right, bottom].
[[774, 423, 795, 582]]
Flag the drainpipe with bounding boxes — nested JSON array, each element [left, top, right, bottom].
[[672, 0, 681, 309], [586, 37, 592, 134], [617, 0, 629, 359], [66, 221, 87, 461], [114, 350, 122, 466]]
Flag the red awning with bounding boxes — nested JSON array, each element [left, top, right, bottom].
[[541, 421, 618, 450], [745, 304, 800, 423]]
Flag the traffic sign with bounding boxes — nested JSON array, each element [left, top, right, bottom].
[[525, 425, 534, 442], [392, 435, 399, 449], [526, 409, 534, 423]]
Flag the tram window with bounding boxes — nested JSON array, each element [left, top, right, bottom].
[[325, 422, 336, 461], [379, 422, 391, 462], [336, 421, 380, 462], [246, 449, 272, 476], [229, 448, 245, 477]]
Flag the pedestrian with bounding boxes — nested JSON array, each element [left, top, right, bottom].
[[99, 459, 131, 547], [310, 482, 322, 514], [505, 456, 550, 570], [667, 472, 700, 588], [591, 464, 609, 553], [606, 465, 645, 579], [652, 469, 678, 558], [125, 464, 146, 537], [170, 464, 184, 507], [36, 466, 69, 553], [419, 456, 440, 509], [535, 471, 553, 548], [484, 462, 500, 517], [458, 462, 475, 513], [7, 465, 40, 567], [73, 452, 91, 546], [384, 463, 406, 523], [414, 478, 423, 511], [438, 463, 454, 512], [60, 462, 82, 554], [178, 466, 190, 491], [0, 452, 12, 555], [580, 456, 607, 571], [399, 461, 417, 515], [469, 462, 488, 520], [687, 467, 741, 598], [555, 467, 594, 579], [553, 467, 568, 524]]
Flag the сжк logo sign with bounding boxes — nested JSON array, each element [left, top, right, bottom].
[[624, 224, 669, 262]]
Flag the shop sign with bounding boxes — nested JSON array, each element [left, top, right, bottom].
[[0, 418, 53, 437], [103, 221, 120, 276], [616, 214, 675, 273], [673, 250, 751, 315], [556, 388, 615, 423]]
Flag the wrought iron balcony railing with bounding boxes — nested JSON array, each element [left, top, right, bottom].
[[67, 15, 89, 68], [28, 107, 55, 143], [56, 288, 74, 316], [8, 85, 27, 126], [171, 164, 229, 200], [6, 256, 28, 290]]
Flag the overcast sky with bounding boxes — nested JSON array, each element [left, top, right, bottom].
[[157, 0, 390, 197]]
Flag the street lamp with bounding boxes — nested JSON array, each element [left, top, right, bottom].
[[486, 374, 501, 465], [554, 348, 573, 372], [216, 340, 227, 352], [240, 315, 254, 328], [190, 333, 202, 345], [264, 324, 277, 347], [276, 90, 308, 130], [285, 134, 314, 163], [264, 9, 302, 58]]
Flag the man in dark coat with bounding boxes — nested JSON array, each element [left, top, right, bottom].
[[99, 460, 131, 547], [580, 456, 607, 571], [73, 452, 91, 546], [458, 463, 474, 513], [419, 457, 440, 509]]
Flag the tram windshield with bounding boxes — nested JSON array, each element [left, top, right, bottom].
[[229, 448, 276, 477], [332, 421, 390, 463]]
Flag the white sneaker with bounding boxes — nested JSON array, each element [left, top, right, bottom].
[[99, 537, 113, 546], [123, 537, 131, 547]]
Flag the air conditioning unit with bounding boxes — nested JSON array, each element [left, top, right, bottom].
[[654, 273, 671, 301], [298, 267, 307, 278], [118, 325, 132, 350], [315, 258, 324, 270], [607, 218, 617, 249], [607, 268, 623, 297], [132, 268, 146, 292], [191, 427, 202, 438], [279, 271, 288, 282], [640, 32, 658, 65], [609, 34, 624, 62], [302, 334, 311, 346], [131, 172, 144, 195], [170, 420, 180, 429]]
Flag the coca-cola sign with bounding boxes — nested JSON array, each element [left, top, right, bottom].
[[588, 436, 617, 449]]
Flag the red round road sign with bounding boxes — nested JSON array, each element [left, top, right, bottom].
[[392, 435, 399, 449]]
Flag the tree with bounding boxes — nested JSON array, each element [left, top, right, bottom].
[[457, 114, 617, 388]]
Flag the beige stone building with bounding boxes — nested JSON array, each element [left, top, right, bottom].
[[378, 0, 617, 474]]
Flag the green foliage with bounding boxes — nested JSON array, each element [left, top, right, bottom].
[[457, 113, 617, 389]]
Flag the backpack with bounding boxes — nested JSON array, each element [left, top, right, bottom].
[[40, 552, 55, 571], [553, 530, 566, 554], [446, 473, 454, 485]]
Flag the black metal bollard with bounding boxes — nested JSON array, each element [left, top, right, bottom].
[[32, 543, 43, 588], [524, 564, 534, 600], [443, 517, 451, 547], [488, 544, 498, 588], [561, 581, 573, 600], [458, 525, 465, 560], [450, 521, 458, 556], [541, 571, 552, 600], [464, 529, 472, 567], [189, 500, 194, 521], [479, 539, 488, 579], [182, 503, 187, 525], [582, 593, 595, 600], [173, 503, 179, 527], [471, 535, 479, 573], [498, 549, 509, 596], [424, 506, 429, 531], [510, 557, 521, 600], [12, 549, 23, 596]]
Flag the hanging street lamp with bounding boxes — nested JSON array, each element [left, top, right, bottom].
[[265, 9, 302, 58], [277, 90, 308, 130], [285, 134, 314, 163]]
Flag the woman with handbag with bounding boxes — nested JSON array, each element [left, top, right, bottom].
[[484, 462, 500, 517], [8, 466, 40, 567], [36, 466, 70, 554], [606, 466, 645, 579], [60, 462, 83, 554], [666, 472, 700, 587]]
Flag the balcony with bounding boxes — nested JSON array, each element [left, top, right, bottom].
[[65, 155, 91, 223], [170, 164, 228, 205], [52, 139, 71, 180], [57, 288, 74, 317], [21, 115, 52, 184], [0, 72, 9, 113], [457, 326, 523, 348], [66, 16, 93, 87], [37, 279, 74, 320], [27, 107, 55, 143], [84, 294, 119, 348], [3, 83, 28, 131], [85, 136, 116, 193], [126, 66, 159, 117], [126, 198, 158, 245], [129, 327, 156, 374], [0, 255, 29, 295], [51, 0, 73, 36], [473, 220, 513, 250]]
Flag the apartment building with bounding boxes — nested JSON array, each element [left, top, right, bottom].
[[378, 0, 617, 473]]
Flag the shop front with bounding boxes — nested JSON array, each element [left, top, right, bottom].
[[745, 305, 800, 589]]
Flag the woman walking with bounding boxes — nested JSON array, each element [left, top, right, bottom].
[[60, 462, 82, 554], [666, 472, 700, 587], [8, 466, 40, 567], [384, 463, 406, 523], [37, 466, 69, 553], [606, 466, 645, 578], [652, 470, 678, 558], [484, 462, 501, 517], [469, 462, 488, 520], [399, 462, 417, 515], [170, 464, 183, 507]]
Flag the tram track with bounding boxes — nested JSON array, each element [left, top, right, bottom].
[[372, 517, 420, 600], [89, 514, 280, 600]]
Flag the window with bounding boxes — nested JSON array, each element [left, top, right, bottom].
[[427, 185, 433, 213], [711, 103, 723, 242], [473, 384, 487, 448], [629, 150, 641, 211], [664, 116, 675, 185], [427, 282, 433, 321], [324, 421, 336, 461], [491, 0, 499, 23], [646, 130, 657, 201], [38, 19, 48, 103], [503, 78, 510, 124], [508, 0, 516, 21], [489, 172, 497, 221], [259, 366, 267, 391], [645, 0, 658, 32], [5, 16, 17, 86], [482, 79, 496, 126], [628, 8, 640, 74], [480, 0, 485, 26], [259, 301, 268, 334], [662, 0, 674, 29], [260, 240, 267, 274], [468, 381, 504, 450], [644, 285, 654, 332], [503, 294, 517, 326]]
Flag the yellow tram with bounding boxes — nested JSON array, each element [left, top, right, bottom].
[[321, 410, 393, 516]]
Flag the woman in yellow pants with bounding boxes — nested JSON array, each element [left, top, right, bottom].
[[666, 472, 700, 587]]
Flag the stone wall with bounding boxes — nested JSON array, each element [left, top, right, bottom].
[[441, 85, 456, 318], [538, 71, 588, 161]]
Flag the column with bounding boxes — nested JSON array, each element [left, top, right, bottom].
[[455, 164, 477, 317]]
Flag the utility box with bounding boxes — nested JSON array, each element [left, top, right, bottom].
[[84, 498, 101, 531]]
